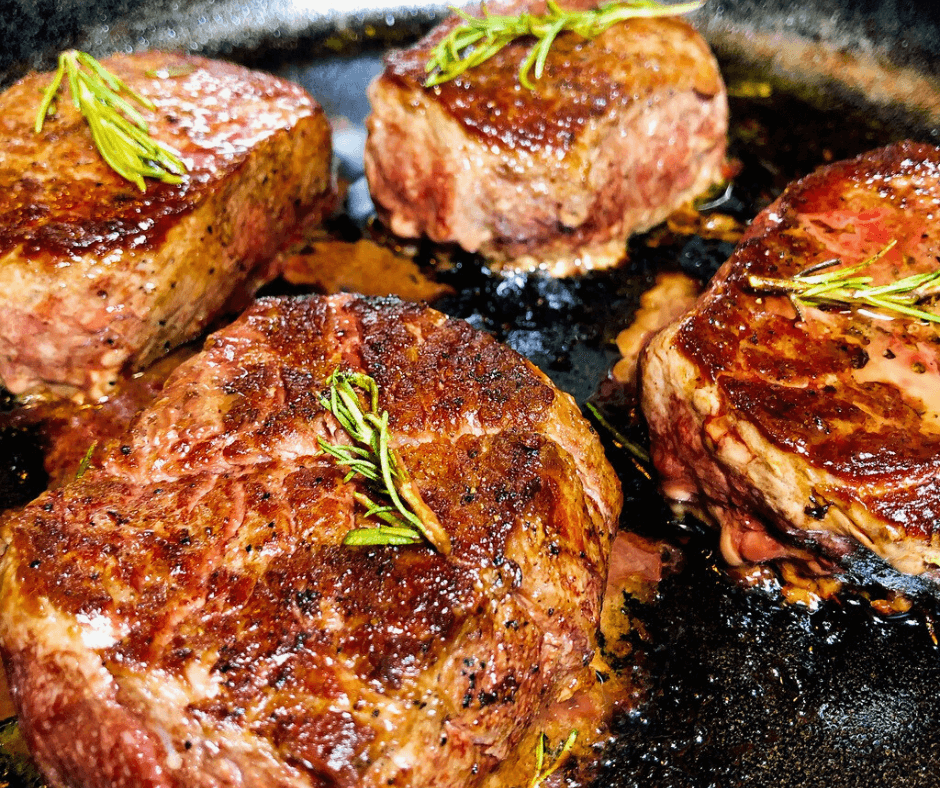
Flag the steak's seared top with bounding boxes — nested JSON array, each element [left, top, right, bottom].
[[0, 51, 317, 261], [0, 295, 621, 788], [0, 50, 333, 399], [385, 4, 722, 154], [667, 141, 940, 544]]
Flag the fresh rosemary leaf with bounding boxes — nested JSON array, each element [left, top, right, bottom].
[[344, 525, 424, 546], [747, 240, 940, 324], [584, 402, 650, 464], [424, 0, 705, 89], [529, 730, 578, 788], [319, 369, 452, 553], [35, 50, 187, 192], [75, 440, 98, 480]]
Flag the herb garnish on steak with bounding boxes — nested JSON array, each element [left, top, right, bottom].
[[35, 51, 187, 191]]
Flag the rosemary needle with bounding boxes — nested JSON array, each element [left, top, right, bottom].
[[424, 0, 705, 89], [747, 240, 940, 324], [318, 369, 451, 553], [584, 402, 650, 464], [74, 440, 98, 480], [35, 50, 187, 192]]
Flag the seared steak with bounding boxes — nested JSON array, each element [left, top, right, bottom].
[[364, 0, 727, 276], [641, 141, 940, 578], [0, 294, 622, 788], [0, 51, 333, 400]]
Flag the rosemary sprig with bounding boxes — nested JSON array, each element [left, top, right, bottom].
[[318, 369, 451, 554], [529, 730, 578, 788], [424, 0, 704, 89], [747, 240, 940, 324], [35, 50, 187, 192]]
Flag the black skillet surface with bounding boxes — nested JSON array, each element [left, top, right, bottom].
[[2, 2, 940, 787]]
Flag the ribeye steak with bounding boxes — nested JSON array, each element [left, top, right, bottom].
[[364, 0, 727, 276], [0, 51, 333, 399], [0, 294, 622, 788], [641, 141, 940, 578]]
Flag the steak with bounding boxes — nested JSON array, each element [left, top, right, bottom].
[[0, 294, 622, 788], [640, 141, 940, 578], [0, 51, 333, 400], [364, 0, 727, 276]]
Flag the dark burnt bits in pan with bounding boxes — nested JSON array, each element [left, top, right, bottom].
[[590, 374, 940, 788], [0, 426, 46, 511], [556, 405, 940, 788], [598, 525, 940, 788]]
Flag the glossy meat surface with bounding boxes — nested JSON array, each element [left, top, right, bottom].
[[641, 141, 940, 577], [0, 51, 333, 399], [364, 1, 726, 275], [0, 294, 622, 788]]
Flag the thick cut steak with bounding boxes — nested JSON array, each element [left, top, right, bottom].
[[0, 294, 622, 788], [641, 141, 940, 578], [0, 51, 333, 399], [364, 1, 727, 276]]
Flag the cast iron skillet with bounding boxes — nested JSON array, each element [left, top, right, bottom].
[[1, 2, 940, 787]]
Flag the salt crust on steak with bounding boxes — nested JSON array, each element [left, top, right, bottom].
[[0, 294, 622, 788], [0, 51, 333, 400], [364, 0, 727, 276], [641, 141, 940, 579]]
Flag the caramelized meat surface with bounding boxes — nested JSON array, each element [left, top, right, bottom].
[[364, 0, 727, 275], [641, 141, 940, 578], [0, 52, 333, 399], [0, 294, 621, 788]]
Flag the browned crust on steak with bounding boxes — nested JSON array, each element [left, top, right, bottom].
[[641, 141, 940, 577], [364, 2, 727, 275], [0, 294, 622, 788], [0, 51, 333, 399], [383, 5, 722, 153]]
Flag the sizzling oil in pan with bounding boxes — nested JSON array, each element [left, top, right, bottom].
[[2, 41, 940, 788]]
